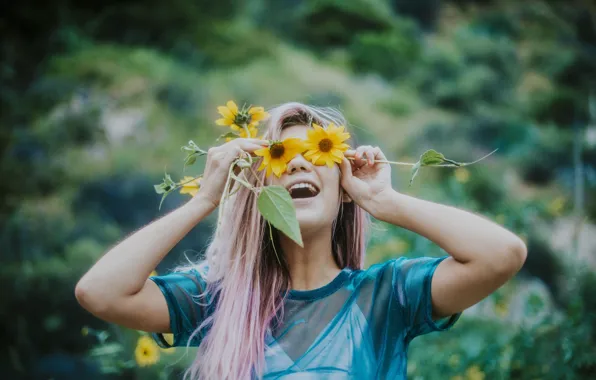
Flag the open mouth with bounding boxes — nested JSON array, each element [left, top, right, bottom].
[[288, 182, 320, 199]]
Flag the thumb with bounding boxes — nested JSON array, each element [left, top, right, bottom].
[[339, 157, 353, 183]]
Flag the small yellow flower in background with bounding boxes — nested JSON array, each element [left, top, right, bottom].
[[303, 123, 350, 168], [81, 327, 89, 336], [216, 100, 269, 130], [465, 365, 485, 380], [255, 138, 305, 177], [149, 270, 158, 277], [179, 176, 201, 197], [449, 354, 461, 368], [454, 167, 470, 183], [135, 335, 160, 367], [452, 365, 485, 380], [495, 300, 509, 317], [547, 196, 566, 217]]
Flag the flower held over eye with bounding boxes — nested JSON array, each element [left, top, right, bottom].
[[216, 100, 269, 130], [255, 138, 305, 177], [303, 123, 350, 168]]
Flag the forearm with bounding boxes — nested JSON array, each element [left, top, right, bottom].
[[76, 196, 216, 304], [370, 190, 526, 269]]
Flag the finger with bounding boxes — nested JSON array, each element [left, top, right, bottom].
[[235, 141, 269, 154], [339, 157, 354, 187], [372, 146, 386, 161], [365, 148, 375, 166], [242, 138, 269, 145], [348, 155, 367, 171], [350, 146, 369, 168]]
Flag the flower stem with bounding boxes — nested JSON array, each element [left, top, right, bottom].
[[249, 166, 265, 188], [347, 157, 414, 166], [268, 221, 282, 267]]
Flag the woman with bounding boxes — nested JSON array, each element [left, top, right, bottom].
[[75, 103, 527, 379]]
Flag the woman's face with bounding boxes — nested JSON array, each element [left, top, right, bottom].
[[266, 124, 348, 232]]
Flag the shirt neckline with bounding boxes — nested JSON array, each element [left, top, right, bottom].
[[286, 268, 352, 301]]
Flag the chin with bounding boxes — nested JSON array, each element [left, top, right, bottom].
[[296, 211, 333, 234]]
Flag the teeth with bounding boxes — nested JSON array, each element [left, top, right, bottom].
[[289, 182, 318, 194]]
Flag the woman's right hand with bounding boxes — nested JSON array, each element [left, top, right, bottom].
[[194, 138, 269, 207]]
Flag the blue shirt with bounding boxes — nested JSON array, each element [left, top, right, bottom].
[[150, 256, 460, 379]]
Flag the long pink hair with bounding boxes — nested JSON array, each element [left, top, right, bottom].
[[179, 102, 369, 379]]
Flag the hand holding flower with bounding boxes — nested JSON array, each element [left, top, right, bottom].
[[339, 146, 393, 214]]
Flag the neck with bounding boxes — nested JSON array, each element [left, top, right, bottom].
[[279, 226, 341, 291]]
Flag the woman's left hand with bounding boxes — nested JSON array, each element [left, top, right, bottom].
[[339, 145, 393, 214]]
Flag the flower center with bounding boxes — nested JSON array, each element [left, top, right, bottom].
[[270, 143, 285, 159], [318, 138, 333, 152]]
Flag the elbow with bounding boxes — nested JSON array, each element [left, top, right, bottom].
[[493, 237, 527, 278], [75, 279, 110, 317]]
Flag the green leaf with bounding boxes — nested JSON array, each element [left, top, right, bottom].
[[217, 132, 239, 141], [154, 173, 175, 194], [420, 149, 462, 166], [181, 140, 205, 154], [409, 161, 421, 186], [257, 186, 303, 247], [184, 153, 197, 167], [420, 149, 446, 166], [158, 192, 168, 210]]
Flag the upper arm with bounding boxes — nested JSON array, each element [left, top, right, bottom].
[[431, 256, 515, 318], [80, 269, 210, 348], [103, 279, 172, 333]]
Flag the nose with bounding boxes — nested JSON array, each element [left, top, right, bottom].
[[286, 153, 312, 174]]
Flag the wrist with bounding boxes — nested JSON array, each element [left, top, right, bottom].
[[367, 188, 402, 222], [186, 193, 218, 214]]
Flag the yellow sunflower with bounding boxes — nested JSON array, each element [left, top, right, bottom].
[[255, 138, 305, 177], [135, 335, 160, 367], [179, 176, 201, 197], [303, 123, 351, 168], [216, 100, 269, 130]]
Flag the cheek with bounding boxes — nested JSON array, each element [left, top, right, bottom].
[[317, 166, 342, 202]]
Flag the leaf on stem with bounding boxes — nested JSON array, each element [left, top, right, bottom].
[[217, 132, 239, 141], [410, 149, 462, 185], [409, 149, 497, 185], [257, 186, 303, 247]]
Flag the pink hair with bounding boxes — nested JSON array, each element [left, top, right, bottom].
[[179, 102, 369, 379]]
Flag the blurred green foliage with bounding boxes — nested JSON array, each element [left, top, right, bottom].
[[2, 0, 596, 378]]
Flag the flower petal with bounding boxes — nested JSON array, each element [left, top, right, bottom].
[[254, 147, 270, 158], [250, 111, 269, 122], [248, 106, 265, 115], [226, 101, 238, 115], [218, 106, 234, 120], [216, 118, 232, 126]]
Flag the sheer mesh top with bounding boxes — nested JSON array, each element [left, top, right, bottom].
[[150, 256, 460, 379]]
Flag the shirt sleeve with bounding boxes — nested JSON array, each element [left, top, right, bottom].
[[149, 269, 212, 348], [391, 256, 461, 342]]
